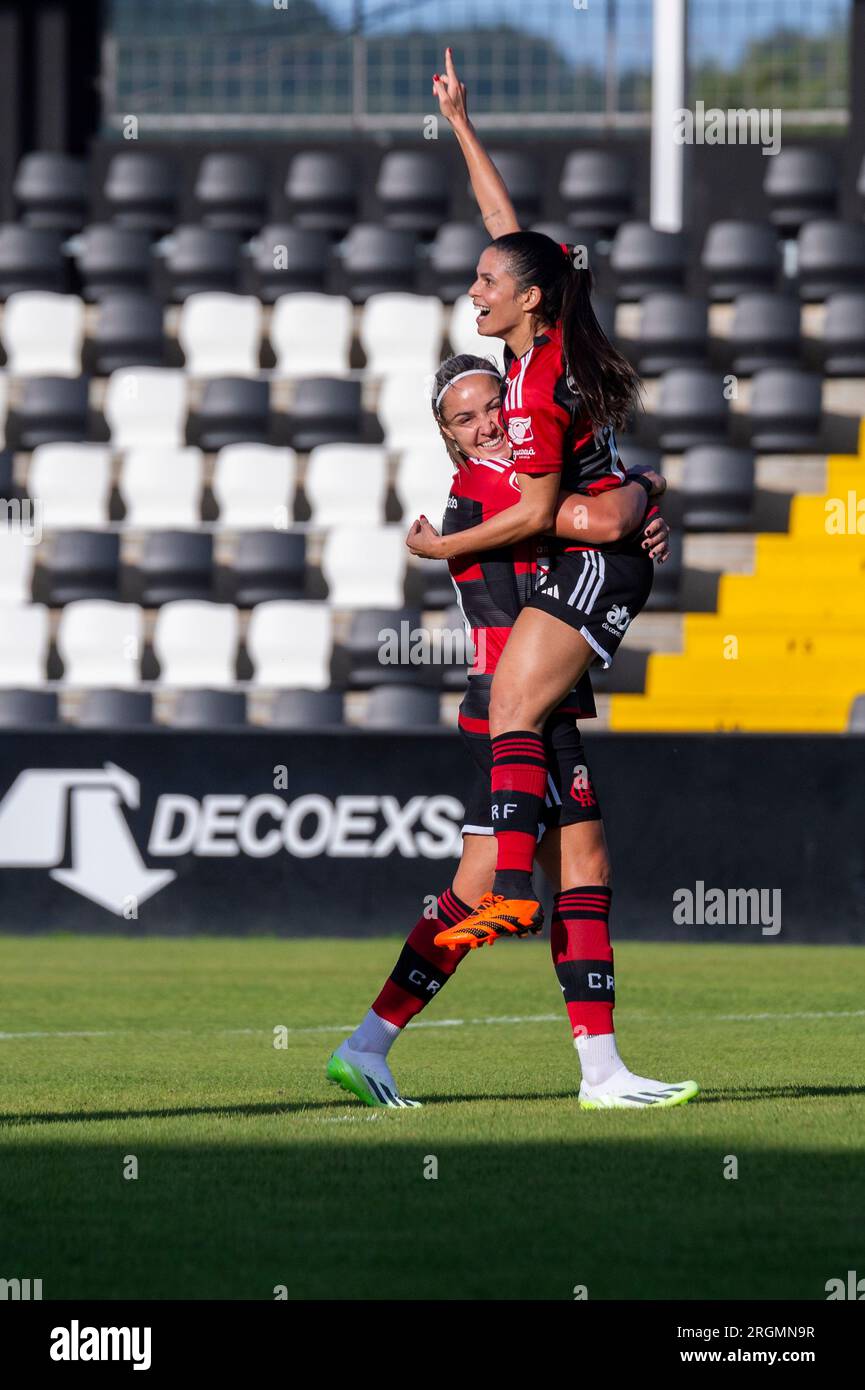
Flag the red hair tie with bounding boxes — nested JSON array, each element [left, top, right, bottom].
[[559, 241, 572, 260]]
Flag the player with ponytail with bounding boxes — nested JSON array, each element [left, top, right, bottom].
[[403, 49, 699, 1109]]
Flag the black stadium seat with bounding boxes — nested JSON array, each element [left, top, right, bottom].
[[161, 225, 242, 300], [533, 223, 602, 278], [269, 689, 345, 727], [169, 689, 247, 727], [701, 220, 780, 301], [679, 447, 755, 531], [364, 683, 441, 728], [43, 531, 120, 605], [288, 377, 361, 451], [14, 152, 88, 232], [797, 221, 865, 302], [90, 293, 165, 373], [343, 606, 424, 687], [821, 293, 865, 376], [591, 292, 617, 343], [194, 153, 267, 234], [73, 224, 152, 301], [729, 292, 801, 374], [13, 377, 89, 449], [376, 151, 449, 236], [231, 531, 306, 606], [340, 224, 418, 302], [655, 368, 730, 451], [194, 378, 270, 451], [476, 151, 541, 226], [748, 368, 822, 452], [644, 529, 683, 612], [0, 224, 66, 297], [428, 222, 489, 302], [75, 689, 154, 728], [137, 531, 213, 606], [103, 152, 178, 234], [559, 150, 633, 235], [0, 689, 59, 727], [636, 294, 708, 374], [247, 225, 330, 300], [285, 151, 357, 236], [764, 147, 837, 234], [610, 223, 687, 299]]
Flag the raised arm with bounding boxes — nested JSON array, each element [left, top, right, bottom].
[[433, 47, 520, 239]]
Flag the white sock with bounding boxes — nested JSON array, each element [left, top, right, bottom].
[[346, 1009, 401, 1057], [575, 1031, 624, 1087]]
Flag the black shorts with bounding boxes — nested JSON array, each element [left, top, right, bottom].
[[526, 547, 653, 668], [460, 711, 602, 838]]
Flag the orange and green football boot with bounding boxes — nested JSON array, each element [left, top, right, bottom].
[[433, 892, 543, 950]]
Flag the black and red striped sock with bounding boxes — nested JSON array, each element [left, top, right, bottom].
[[490, 729, 547, 898], [550, 886, 615, 1039], [372, 887, 472, 1028]]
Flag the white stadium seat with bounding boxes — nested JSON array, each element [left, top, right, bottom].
[[305, 444, 387, 526], [360, 294, 445, 376], [0, 529, 35, 604], [377, 371, 441, 452], [247, 601, 332, 688], [321, 524, 406, 608], [29, 444, 113, 529], [178, 293, 263, 376], [104, 368, 188, 449], [395, 443, 455, 523], [0, 604, 50, 685], [57, 601, 143, 685], [119, 446, 203, 528], [212, 444, 297, 528], [447, 294, 505, 372], [3, 293, 85, 376], [153, 601, 239, 686], [270, 293, 353, 378]]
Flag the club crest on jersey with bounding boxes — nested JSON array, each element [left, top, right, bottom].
[[507, 415, 534, 445]]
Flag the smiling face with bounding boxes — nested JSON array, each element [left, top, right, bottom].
[[438, 372, 511, 461], [468, 245, 541, 343]]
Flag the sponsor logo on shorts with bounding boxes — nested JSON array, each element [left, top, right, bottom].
[[507, 415, 534, 445], [603, 603, 631, 634]]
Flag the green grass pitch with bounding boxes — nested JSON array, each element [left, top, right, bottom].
[[1, 935, 863, 1300]]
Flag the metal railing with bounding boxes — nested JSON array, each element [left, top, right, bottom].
[[101, 0, 850, 134]]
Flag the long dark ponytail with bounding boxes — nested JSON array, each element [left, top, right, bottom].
[[491, 230, 640, 432]]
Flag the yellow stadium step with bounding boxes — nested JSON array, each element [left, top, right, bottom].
[[752, 550, 865, 581], [717, 573, 865, 616], [644, 655, 865, 698], [790, 492, 865, 537], [610, 694, 852, 732], [679, 622, 865, 662]]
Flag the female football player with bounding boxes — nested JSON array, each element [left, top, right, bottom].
[[327, 357, 698, 1109], [399, 51, 701, 1107]]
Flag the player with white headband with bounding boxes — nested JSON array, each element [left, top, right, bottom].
[[326, 354, 685, 1110]]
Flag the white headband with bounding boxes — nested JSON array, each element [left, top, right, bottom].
[[435, 368, 501, 410]]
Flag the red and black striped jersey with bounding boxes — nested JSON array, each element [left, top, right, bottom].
[[502, 320, 642, 556], [441, 454, 596, 732]]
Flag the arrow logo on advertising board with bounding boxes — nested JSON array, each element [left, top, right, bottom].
[[0, 764, 175, 915]]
